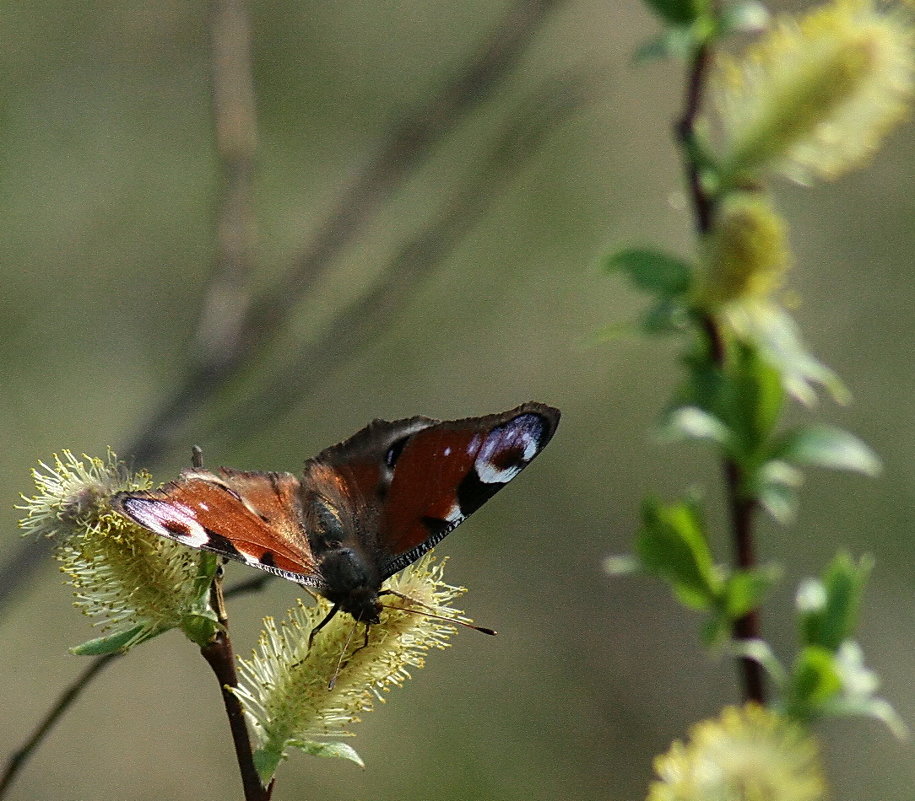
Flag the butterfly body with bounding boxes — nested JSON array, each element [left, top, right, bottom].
[[113, 402, 559, 625]]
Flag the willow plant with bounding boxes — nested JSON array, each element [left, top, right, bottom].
[[606, 0, 912, 798]]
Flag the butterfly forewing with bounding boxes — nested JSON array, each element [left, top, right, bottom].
[[113, 468, 323, 586]]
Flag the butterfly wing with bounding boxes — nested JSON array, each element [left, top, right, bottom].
[[114, 403, 559, 590], [310, 402, 560, 580], [112, 468, 324, 587]]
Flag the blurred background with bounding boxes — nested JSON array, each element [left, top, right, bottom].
[[1, 1, 912, 799]]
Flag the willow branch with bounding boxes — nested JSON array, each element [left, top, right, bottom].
[[127, 0, 563, 466], [200, 571, 272, 801], [0, 570, 272, 799], [676, 35, 766, 704], [0, 653, 122, 800], [219, 73, 593, 437]]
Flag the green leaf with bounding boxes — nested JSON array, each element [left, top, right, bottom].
[[756, 480, 798, 524], [786, 645, 842, 716], [194, 551, 220, 587], [720, 343, 785, 465], [798, 552, 873, 652], [677, 343, 784, 469], [727, 304, 849, 405], [641, 0, 707, 25], [718, 0, 770, 35], [253, 748, 284, 784], [603, 248, 693, 297], [753, 459, 803, 524], [772, 425, 881, 477], [637, 497, 721, 609], [290, 740, 365, 767], [179, 610, 221, 648], [660, 406, 731, 447], [723, 565, 781, 618], [728, 638, 787, 684], [700, 612, 731, 647], [786, 640, 906, 735], [641, 297, 690, 334], [253, 740, 364, 784], [825, 696, 909, 740], [70, 624, 163, 655]]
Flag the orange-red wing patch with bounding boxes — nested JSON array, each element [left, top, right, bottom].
[[381, 427, 481, 558], [114, 468, 322, 585]]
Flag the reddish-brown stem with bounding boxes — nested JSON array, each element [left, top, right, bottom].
[[0, 572, 272, 800], [723, 461, 766, 704], [676, 42, 714, 234], [200, 573, 273, 801], [678, 33, 766, 705]]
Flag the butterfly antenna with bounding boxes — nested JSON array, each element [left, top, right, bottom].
[[380, 589, 496, 635], [379, 603, 497, 636]]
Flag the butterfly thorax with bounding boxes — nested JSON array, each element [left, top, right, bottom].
[[303, 480, 383, 623]]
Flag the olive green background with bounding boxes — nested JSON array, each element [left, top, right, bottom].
[[1, 2, 912, 800]]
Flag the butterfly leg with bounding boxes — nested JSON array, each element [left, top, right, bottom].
[[308, 603, 341, 649], [327, 622, 372, 690], [191, 445, 204, 469]]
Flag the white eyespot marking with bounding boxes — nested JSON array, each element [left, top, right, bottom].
[[122, 499, 210, 548], [474, 413, 544, 485], [443, 446, 452, 457], [476, 461, 522, 484], [198, 502, 210, 511]]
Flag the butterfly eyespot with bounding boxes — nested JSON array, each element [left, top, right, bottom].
[[384, 436, 410, 469]]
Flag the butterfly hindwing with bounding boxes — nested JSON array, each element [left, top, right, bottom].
[[113, 468, 324, 586], [376, 402, 560, 577]]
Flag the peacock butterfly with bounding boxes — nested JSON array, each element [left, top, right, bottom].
[[113, 402, 559, 630]]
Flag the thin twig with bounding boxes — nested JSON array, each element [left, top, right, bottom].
[[127, 0, 563, 467], [676, 30, 766, 704], [0, 0, 563, 618], [219, 72, 594, 437], [200, 570, 272, 801], [0, 570, 273, 799], [0, 653, 122, 799], [196, 0, 259, 371]]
